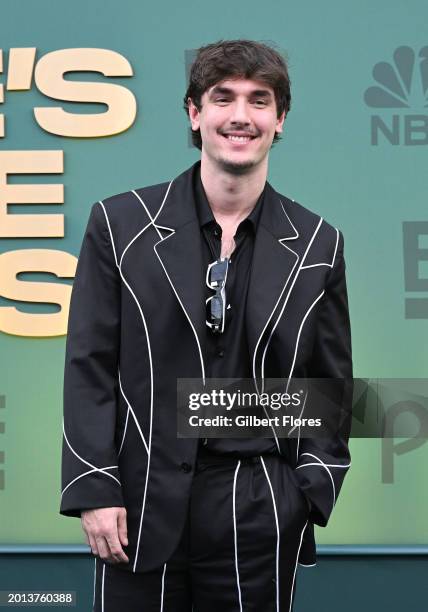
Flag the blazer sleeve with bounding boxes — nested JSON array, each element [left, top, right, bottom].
[[60, 202, 124, 518], [294, 230, 353, 527]]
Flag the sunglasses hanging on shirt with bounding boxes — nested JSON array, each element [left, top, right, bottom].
[[206, 257, 229, 334]]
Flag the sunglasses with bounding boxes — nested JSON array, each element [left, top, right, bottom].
[[206, 257, 229, 334]]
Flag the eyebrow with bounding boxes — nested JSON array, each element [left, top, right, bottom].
[[209, 86, 273, 99]]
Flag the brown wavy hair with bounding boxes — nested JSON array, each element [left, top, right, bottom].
[[183, 39, 291, 150]]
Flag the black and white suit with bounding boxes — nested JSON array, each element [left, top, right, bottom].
[[60, 161, 353, 582]]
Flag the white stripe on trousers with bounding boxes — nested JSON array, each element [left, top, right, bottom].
[[232, 460, 243, 612], [160, 563, 167, 611], [101, 563, 105, 612], [260, 456, 281, 612]]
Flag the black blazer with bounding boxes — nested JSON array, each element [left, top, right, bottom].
[[60, 161, 353, 573]]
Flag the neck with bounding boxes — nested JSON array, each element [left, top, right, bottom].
[[199, 152, 268, 225]]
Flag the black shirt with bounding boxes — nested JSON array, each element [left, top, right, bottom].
[[194, 166, 278, 458]]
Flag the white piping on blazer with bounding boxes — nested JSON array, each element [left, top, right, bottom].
[[117, 369, 149, 456], [60, 464, 119, 499], [252, 199, 300, 393], [100, 182, 206, 572], [251, 205, 337, 456], [296, 452, 351, 512], [129, 182, 206, 570], [291, 521, 309, 607], [99, 196, 158, 573], [250, 200, 300, 454], [133, 185, 207, 386], [260, 216, 324, 388], [291, 229, 340, 457], [284, 228, 338, 397], [61, 421, 120, 498]]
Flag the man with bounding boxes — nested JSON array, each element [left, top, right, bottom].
[[60, 39, 353, 611]]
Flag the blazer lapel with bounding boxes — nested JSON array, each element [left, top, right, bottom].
[[151, 163, 302, 387], [246, 183, 300, 383], [153, 164, 207, 381]]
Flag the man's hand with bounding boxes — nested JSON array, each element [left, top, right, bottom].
[[81, 507, 129, 564]]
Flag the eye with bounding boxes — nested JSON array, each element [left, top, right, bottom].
[[254, 99, 267, 106]]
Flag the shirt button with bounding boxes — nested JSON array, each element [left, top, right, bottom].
[[180, 462, 192, 473]]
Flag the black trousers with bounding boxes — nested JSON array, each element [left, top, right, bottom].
[[94, 453, 309, 611]]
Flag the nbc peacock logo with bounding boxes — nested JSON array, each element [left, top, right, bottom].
[[364, 46, 428, 145]]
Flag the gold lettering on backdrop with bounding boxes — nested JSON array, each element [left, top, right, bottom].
[[0, 250, 77, 337], [6, 48, 37, 91], [34, 48, 137, 137], [0, 151, 64, 237], [0, 47, 136, 336]]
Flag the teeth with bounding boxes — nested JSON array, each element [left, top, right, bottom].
[[227, 135, 252, 142]]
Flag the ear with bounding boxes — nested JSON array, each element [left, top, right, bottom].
[[188, 97, 201, 131], [275, 110, 286, 134]]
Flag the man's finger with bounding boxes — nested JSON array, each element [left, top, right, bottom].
[[117, 510, 128, 547], [88, 534, 99, 557], [105, 534, 129, 564], [95, 536, 113, 563]]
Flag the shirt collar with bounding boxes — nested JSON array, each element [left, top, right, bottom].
[[193, 163, 265, 233]]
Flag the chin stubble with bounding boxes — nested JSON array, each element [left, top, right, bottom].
[[216, 156, 258, 176]]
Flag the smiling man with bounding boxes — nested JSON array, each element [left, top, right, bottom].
[[61, 39, 353, 611]]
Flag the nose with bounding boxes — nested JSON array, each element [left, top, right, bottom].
[[229, 98, 251, 127]]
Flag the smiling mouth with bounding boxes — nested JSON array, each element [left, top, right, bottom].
[[222, 134, 257, 143]]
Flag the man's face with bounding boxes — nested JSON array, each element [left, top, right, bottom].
[[188, 78, 286, 174]]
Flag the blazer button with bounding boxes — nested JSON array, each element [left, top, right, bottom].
[[180, 462, 192, 473]]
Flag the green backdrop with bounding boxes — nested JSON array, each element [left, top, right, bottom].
[[0, 0, 427, 547]]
